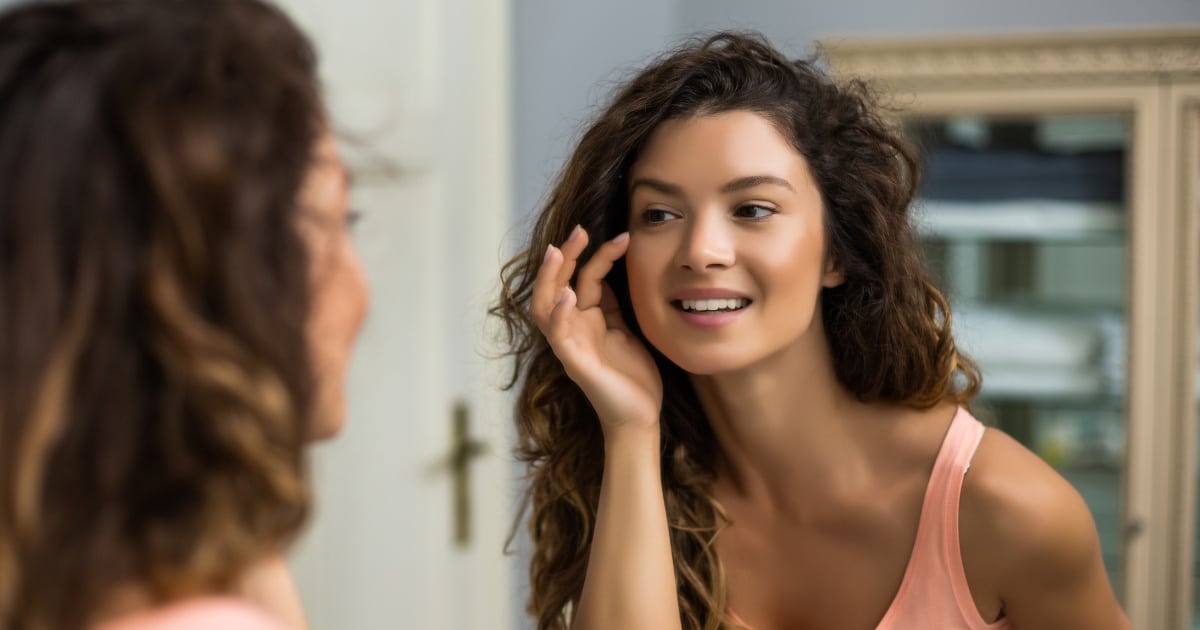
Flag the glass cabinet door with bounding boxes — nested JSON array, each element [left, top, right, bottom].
[[904, 114, 1129, 599]]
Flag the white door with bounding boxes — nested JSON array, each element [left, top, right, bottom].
[[276, 1, 515, 629]]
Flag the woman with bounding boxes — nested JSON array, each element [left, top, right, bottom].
[[0, 0, 368, 628], [495, 33, 1130, 629]]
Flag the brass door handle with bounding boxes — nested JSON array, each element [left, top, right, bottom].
[[448, 399, 488, 547]]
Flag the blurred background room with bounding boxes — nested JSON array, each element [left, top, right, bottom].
[[4, 0, 1196, 628]]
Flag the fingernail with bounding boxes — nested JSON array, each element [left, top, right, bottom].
[[544, 244, 554, 262], [612, 232, 629, 245], [570, 224, 584, 240]]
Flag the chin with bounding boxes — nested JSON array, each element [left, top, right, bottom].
[[652, 341, 757, 376], [306, 391, 347, 442], [308, 415, 345, 442]]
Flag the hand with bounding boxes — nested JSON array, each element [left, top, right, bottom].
[[530, 226, 663, 435]]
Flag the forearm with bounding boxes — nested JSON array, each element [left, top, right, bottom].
[[572, 429, 681, 630]]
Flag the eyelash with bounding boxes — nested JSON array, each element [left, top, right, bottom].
[[641, 208, 678, 224], [639, 204, 776, 225], [734, 204, 776, 220]]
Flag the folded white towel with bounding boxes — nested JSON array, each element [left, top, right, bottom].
[[915, 199, 1123, 240], [954, 304, 1102, 367], [981, 365, 1105, 399]]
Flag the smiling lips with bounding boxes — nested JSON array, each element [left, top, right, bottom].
[[678, 297, 750, 312], [669, 291, 752, 328]]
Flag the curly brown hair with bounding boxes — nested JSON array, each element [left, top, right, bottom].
[[0, 1, 324, 628], [493, 32, 981, 629]]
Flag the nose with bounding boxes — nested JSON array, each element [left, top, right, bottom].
[[673, 210, 735, 271]]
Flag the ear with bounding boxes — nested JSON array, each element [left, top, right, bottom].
[[821, 257, 844, 288]]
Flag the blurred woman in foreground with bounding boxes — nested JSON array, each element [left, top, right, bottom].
[[0, 0, 368, 627]]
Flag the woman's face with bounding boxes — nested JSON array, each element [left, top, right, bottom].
[[624, 110, 841, 375], [298, 129, 369, 440]]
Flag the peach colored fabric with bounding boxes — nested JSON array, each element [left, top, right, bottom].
[[731, 407, 1017, 629], [93, 597, 287, 630]]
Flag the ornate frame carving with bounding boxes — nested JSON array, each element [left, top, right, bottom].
[[821, 29, 1200, 88]]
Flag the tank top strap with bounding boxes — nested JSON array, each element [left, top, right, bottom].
[[931, 406, 987, 513], [936, 407, 990, 620], [909, 407, 985, 563], [877, 406, 996, 629]]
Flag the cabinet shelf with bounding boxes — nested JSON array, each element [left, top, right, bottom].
[[977, 382, 1124, 405], [915, 199, 1125, 242], [958, 294, 1126, 314]]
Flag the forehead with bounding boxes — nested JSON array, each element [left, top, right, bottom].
[[630, 110, 806, 180]]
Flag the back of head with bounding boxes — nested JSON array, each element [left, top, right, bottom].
[[0, 0, 323, 627]]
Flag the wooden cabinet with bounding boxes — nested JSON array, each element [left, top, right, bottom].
[[824, 29, 1200, 629]]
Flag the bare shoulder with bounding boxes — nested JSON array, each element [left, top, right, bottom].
[[960, 427, 1095, 579], [237, 553, 308, 630], [959, 423, 1131, 629]]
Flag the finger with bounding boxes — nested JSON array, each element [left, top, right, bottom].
[[548, 287, 592, 380], [575, 232, 630, 310], [599, 282, 631, 333], [546, 285, 578, 350], [554, 225, 590, 289], [530, 244, 564, 330]]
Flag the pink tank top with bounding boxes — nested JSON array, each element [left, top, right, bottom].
[[731, 407, 1018, 629], [92, 597, 287, 630]]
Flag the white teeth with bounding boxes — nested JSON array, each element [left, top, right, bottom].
[[680, 298, 748, 312]]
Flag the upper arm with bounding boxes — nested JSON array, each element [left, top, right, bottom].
[[961, 429, 1131, 630]]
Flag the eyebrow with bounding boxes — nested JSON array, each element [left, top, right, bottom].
[[720, 175, 794, 193], [628, 177, 683, 197], [628, 175, 795, 196]]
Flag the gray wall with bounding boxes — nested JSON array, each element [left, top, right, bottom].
[[511, 0, 684, 237], [513, 0, 1200, 229], [680, 0, 1200, 56]]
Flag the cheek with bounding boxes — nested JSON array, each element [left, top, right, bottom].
[[309, 243, 369, 371], [754, 231, 828, 309], [304, 252, 367, 441], [624, 241, 647, 292], [341, 245, 370, 333], [624, 239, 662, 316]]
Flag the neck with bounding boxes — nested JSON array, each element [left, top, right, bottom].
[[690, 325, 875, 512], [92, 584, 157, 627]]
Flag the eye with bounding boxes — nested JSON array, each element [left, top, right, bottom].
[[641, 208, 679, 225], [734, 204, 775, 220]]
